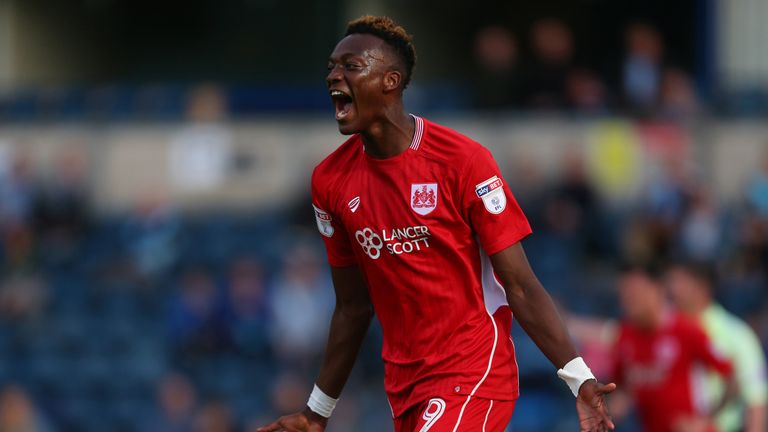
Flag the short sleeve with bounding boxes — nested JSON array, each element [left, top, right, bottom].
[[461, 147, 532, 255], [689, 323, 733, 378], [311, 170, 358, 267], [732, 323, 768, 405]]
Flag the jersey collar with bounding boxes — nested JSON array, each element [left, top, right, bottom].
[[408, 114, 424, 151]]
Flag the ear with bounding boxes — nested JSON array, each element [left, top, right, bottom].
[[383, 70, 402, 92]]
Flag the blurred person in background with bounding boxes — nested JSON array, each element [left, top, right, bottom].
[[223, 256, 270, 357], [260, 15, 614, 432], [31, 146, 89, 265], [678, 187, 722, 262], [659, 68, 699, 120], [622, 23, 665, 115], [0, 151, 36, 230], [472, 25, 523, 109], [169, 85, 234, 194], [611, 264, 736, 432], [566, 68, 609, 114], [267, 244, 332, 371], [0, 149, 48, 324], [0, 385, 53, 432], [193, 400, 235, 432], [627, 156, 695, 263], [526, 17, 575, 109], [667, 262, 767, 432], [146, 372, 198, 432], [545, 148, 601, 254], [166, 266, 229, 358], [120, 194, 181, 280], [746, 154, 768, 217]]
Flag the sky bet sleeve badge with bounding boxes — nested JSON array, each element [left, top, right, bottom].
[[313, 204, 335, 237], [475, 176, 507, 214]]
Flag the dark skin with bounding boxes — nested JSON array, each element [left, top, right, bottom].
[[258, 33, 615, 432]]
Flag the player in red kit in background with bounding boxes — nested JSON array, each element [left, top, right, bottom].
[[611, 265, 736, 432], [258, 16, 614, 432]]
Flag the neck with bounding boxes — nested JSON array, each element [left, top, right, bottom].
[[689, 295, 712, 316], [360, 102, 413, 159], [641, 306, 669, 330]]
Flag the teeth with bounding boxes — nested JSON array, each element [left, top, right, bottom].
[[330, 90, 347, 98]]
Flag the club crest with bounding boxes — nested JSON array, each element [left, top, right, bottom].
[[410, 183, 438, 215]]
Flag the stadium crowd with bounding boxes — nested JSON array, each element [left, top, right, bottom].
[[0, 128, 767, 430], [0, 20, 749, 121], [0, 14, 766, 432], [471, 19, 698, 118]]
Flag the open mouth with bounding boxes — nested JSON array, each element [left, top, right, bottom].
[[330, 89, 354, 121]]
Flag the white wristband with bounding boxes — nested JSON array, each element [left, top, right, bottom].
[[307, 384, 338, 418], [557, 357, 596, 397]]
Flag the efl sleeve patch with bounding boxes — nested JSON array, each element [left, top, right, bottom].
[[313, 204, 335, 237], [475, 176, 507, 214]]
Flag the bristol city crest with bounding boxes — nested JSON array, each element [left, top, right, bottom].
[[410, 183, 438, 215]]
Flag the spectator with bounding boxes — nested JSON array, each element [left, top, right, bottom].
[[146, 373, 198, 432], [0, 385, 53, 432], [0, 272, 47, 323], [169, 85, 234, 193], [566, 68, 609, 114], [193, 400, 234, 432], [222, 256, 270, 356], [746, 154, 768, 217], [268, 244, 333, 367], [472, 26, 523, 109], [167, 267, 228, 357], [679, 187, 722, 261], [526, 18, 574, 109], [622, 23, 665, 114], [0, 151, 37, 229], [659, 68, 699, 119], [546, 150, 598, 238], [32, 146, 89, 265], [121, 194, 181, 279]]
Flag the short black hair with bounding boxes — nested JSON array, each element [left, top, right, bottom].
[[668, 259, 717, 289], [345, 15, 417, 89], [617, 259, 664, 282]]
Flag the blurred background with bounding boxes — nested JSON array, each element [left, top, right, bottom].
[[0, 0, 767, 430]]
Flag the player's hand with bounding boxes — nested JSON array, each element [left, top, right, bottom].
[[576, 379, 616, 432], [256, 408, 327, 432]]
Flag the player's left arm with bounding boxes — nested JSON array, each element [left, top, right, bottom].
[[490, 243, 616, 431]]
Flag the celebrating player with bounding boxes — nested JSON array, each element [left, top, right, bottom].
[[667, 261, 767, 432], [612, 264, 736, 432], [258, 15, 614, 432]]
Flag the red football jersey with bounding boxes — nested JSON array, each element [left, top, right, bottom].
[[311, 115, 532, 417], [612, 313, 733, 432]]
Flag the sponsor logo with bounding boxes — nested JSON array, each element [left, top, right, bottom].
[[475, 175, 507, 214], [313, 205, 334, 237], [354, 225, 432, 259], [348, 196, 360, 213], [411, 183, 438, 215], [355, 228, 383, 259]]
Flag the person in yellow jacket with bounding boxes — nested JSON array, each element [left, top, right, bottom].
[[667, 261, 767, 432]]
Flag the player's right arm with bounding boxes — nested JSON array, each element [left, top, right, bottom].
[[688, 322, 737, 419], [258, 169, 373, 432], [731, 322, 767, 432], [257, 265, 373, 432]]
